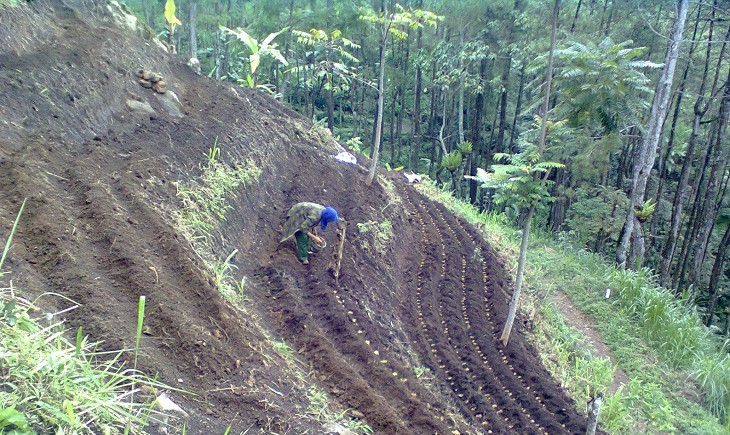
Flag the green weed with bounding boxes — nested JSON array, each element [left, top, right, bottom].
[[207, 250, 248, 306], [273, 340, 294, 360], [346, 418, 374, 434], [306, 386, 330, 420], [356, 220, 393, 254], [174, 143, 262, 243]]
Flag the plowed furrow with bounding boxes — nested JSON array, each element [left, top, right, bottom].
[[438, 206, 584, 433], [401, 188, 511, 432], [259, 265, 453, 434], [419, 197, 547, 433], [427, 205, 559, 434]]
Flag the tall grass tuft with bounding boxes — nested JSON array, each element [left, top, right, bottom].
[[208, 249, 248, 305], [174, 142, 262, 243]]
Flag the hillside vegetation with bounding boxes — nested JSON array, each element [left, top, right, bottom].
[[1, 1, 729, 434]]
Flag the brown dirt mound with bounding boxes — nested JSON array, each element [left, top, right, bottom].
[[0, 2, 591, 434]]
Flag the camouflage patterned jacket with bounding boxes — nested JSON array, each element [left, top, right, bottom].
[[279, 202, 325, 242]]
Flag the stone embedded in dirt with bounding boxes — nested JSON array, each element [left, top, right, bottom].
[[152, 80, 167, 94], [156, 91, 183, 118], [125, 99, 155, 115]]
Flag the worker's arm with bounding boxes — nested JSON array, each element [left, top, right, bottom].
[[306, 230, 323, 245]]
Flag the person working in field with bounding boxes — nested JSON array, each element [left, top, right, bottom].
[[280, 202, 340, 265]]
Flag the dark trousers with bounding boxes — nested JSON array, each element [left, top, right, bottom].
[[294, 231, 309, 262]]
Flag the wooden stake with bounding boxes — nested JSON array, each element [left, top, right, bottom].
[[585, 392, 603, 435], [328, 219, 347, 284]]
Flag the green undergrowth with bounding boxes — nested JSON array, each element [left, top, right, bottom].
[[174, 140, 262, 244], [1, 200, 174, 434], [416, 180, 728, 434], [173, 140, 261, 306]]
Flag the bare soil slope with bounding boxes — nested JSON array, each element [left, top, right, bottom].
[[0, 2, 590, 434]]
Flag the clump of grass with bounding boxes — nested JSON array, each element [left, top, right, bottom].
[[208, 249, 248, 306], [273, 340, 294, 360], [174, 139, 262, 243], [378, 174, 402, 212], [356, 220, 393, 254], [307, 388, 373, 435]]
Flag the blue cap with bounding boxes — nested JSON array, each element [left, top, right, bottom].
[[321, 207, 339, 230]]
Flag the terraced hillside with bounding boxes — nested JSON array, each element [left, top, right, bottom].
[[0, 1, 590, 433]]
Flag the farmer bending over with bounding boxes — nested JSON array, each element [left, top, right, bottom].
[[280, 202, 340, 265]]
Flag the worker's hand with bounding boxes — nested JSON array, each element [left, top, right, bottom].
[[311, 235, 324, 246]]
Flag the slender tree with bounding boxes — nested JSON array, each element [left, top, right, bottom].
[[500, 0, 560, 347], [616, 0, 689, 269], [409, 0, 424, 172], [660, 13, 728, 283], [363, 4, 439, 185]]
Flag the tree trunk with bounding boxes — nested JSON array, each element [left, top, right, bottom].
[[501, 0, 559, 347], [599, 0, 608, 35], [189, 1, 198, 60], [389, 93, 396, 166], [458, 31, 465, 145], [660, 5, 724, 283], [428, 60, 438, 176], [410, 6, 423, 172], [570, 0, 582, 34], [396, 34, 409, 167], [366, 10, 388, 186], [214, 29, 223, 80], [438, 90, 448, 156], [508, 62, 526, 153], [674, 166, 709, 290], [604, 0, 614, 36], [501, 206, 535, 346], [469, 58, 487, 204], [585, 393, 604, 435], [495, 57, 511, 155], [325, 0, 335, 131], [614, 134, 634, 190], [646, 60, 692, 262], [707, 180, 730, 326], [616, 0, 688, 269], [396, 86, 405, 166], [688, 75, 730, 288]]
